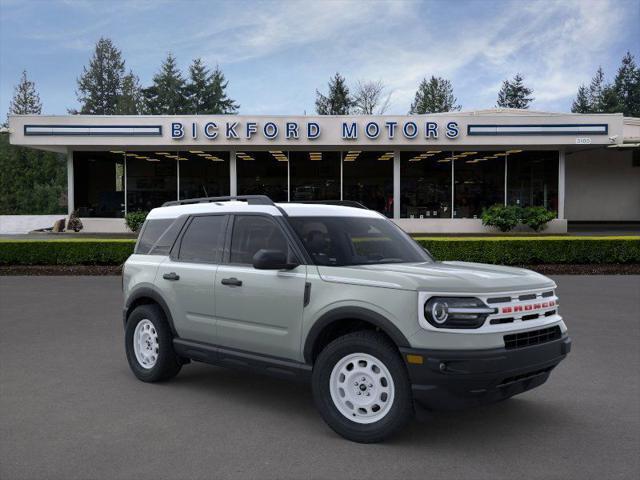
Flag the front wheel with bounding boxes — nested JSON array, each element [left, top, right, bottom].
[[312, 331, 413, 443]]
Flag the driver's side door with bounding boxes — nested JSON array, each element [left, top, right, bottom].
[[214, 214, 307, 360]]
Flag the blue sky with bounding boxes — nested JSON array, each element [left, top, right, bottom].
[[1, 0, 638, 117]]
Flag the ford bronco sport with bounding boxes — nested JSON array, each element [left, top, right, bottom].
[[122, 195, 571, 443]]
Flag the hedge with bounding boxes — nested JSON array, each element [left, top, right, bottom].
[[415, 236, 640, 265], [0, 239, 136, 265], [0, 237, 638, 266]]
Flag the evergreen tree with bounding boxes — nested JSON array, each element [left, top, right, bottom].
[[8, 70, 42, 116], [185, 59, 239, 114], [571, 85, 591, 113], [613, 51, 640, 117], [409, 76, 460, 114], [75, 37, 126, 114], [315, 73, 353, 115], [587, 67, 607, 112], [116, 71, 144, 115], [496, 73, 534, 109], [143, 53, 188, 114]]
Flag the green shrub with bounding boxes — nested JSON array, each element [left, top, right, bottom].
[[521, 206, 556, 232], [0, 240, 135, 265], [125, 210, 148, 233], [481, 205, 521, 232], [415, 237, 640, 265], [0, 237, 638, 267]]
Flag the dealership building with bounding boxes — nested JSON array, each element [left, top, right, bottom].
[[7, 109, 640, 233]]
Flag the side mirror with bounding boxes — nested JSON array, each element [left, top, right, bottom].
[[252, 249, 298, 270]]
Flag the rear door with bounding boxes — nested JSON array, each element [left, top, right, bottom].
[[214, 214, 307, 360], [156, 214, 228, 344]]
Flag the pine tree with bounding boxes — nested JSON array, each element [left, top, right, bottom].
[[613, 51, 640, 117], [409, 76, 460, 114], [496, 74, 534, 109], [116, 71, 144, 115], [143, 53, 188, 114], [75, 37, 126, 114], [8, 70, 42, 116], [185, 59, 239, 114], [315, 73, 353, 115], [571, 85, 591, 113], [587, 67, 607, 112]]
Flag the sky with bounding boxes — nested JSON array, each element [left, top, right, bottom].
[[0, 0, 638, 117]]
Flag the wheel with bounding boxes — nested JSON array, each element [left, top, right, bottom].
[[312, 330, 413, 443], [125, 304, 182, 382]]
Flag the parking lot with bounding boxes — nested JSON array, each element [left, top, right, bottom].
[[1, 275, 639, 480]]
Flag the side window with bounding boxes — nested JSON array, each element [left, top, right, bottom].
[[229, 216, 290, 265], [136, 219, 173, 254], [177, 215, 227, 263]]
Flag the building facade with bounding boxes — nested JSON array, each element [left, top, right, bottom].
[[8, 109, 640, 233]]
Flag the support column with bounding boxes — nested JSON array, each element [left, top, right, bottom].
[[393, 150, 400, 219], [229, 150, 237, 196], [558, 149, 566, 219], [66, 149, 74, 216]]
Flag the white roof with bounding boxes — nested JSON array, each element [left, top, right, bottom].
[[146, 201, 381, 220]]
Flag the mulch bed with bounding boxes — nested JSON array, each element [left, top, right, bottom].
[[1, 264, 639, 276]]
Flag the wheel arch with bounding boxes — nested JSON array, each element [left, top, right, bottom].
[[303, 306, 410, 364], [124, 287, 177, 336]]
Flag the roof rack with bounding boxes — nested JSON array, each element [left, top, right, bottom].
[[291, 200, 369, 210], [162, 195, 275, 207]]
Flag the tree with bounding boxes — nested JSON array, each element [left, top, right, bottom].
[[353, 80, 391, 114], [409, 76, 460, 114], [8, 70, 42, 117], [571, 85, 591, 113], [74, 37, 126, 114], [143, 53, 188, 114], [116, 71, 144, 115], [613, 51, 640, 117], [315, 73, 353, 115], [185, 59, 239, 114], [496, 74, 534, 109], [587, 67, 608, 112]]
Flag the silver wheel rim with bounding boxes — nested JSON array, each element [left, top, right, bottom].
[[133, 319, 159, 369], [329, 352, 395, 424]]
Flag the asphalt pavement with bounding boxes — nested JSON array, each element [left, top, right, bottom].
[[1, 275, 639, 480]]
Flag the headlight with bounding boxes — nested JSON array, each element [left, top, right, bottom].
[[424, 297, 495, 329]]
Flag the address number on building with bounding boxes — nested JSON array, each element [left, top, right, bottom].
[[576, 137, 592, 144]]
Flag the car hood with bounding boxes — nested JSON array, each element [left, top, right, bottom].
[[317, 261, 555, 293]]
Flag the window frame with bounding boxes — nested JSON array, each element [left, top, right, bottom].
[[222, 213, 305, 267], [170, 213, 230, 265]]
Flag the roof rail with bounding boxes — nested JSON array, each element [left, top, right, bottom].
[[162, 195, 275, 207], [290, 200, 369, 210]]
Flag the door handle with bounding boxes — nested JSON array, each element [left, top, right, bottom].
[[162, 272, 180, 281], [221, 277, 242, 287]]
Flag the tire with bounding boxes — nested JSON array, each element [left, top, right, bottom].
[[312, 330, 413, 443], [125, 304, 182, 382]]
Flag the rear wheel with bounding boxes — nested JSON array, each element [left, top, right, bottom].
[[125, 304, 182, 382], [312, 331, 413, 443]]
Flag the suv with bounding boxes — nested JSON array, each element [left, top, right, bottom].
[[122, 195, 571, 443]]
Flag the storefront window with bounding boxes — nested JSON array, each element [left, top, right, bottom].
[[400, 151, 452, 218], [177, 151, 230, 199], [73, 151, 125, 217], [343, 151, 393, 216], [126, 152, 177, 212], [507, 150, 558, 212], [453, 151, 505, 218], [289, 151, 340, 201], [236, 151, 288, 202]]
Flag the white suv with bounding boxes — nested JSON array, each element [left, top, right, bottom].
[[122, 195, 571, 443]]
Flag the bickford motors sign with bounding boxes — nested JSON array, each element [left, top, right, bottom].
[[171, 119, 461, 141]]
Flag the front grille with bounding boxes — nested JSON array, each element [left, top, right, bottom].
[[504, 326, 562, 350]]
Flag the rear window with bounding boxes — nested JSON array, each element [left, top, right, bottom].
[[177, 215, 227, 263], [135, 219, 173, 254]]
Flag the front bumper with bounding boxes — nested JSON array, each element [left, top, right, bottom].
[[400, 335, 571, 410]]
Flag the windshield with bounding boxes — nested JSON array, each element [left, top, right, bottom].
[[288, 216, 433, 266]]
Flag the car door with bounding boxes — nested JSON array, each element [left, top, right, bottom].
[[156, 214, 228, 345], [214, 214, 307, 360]]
